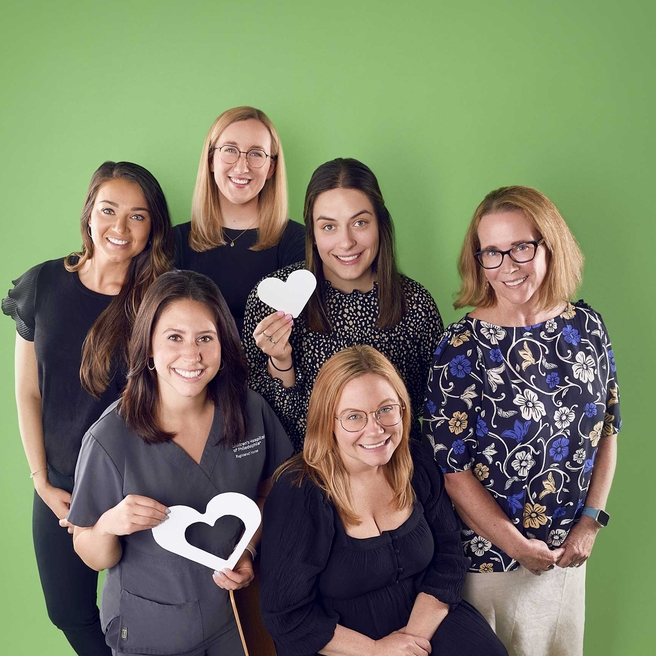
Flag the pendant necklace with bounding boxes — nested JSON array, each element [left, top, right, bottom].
[[224, 220, 258, 247]]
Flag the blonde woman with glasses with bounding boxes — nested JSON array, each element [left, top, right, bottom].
[[260, 346, 507, 656], [174, 106, 305, 335]]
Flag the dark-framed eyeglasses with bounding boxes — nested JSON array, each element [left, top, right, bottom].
[[474, 239, 544, 269], [211, 144, 276, 169], [335, 403, 404, 433]]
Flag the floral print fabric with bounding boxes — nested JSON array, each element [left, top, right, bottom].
[[423, 301, 621, 573]]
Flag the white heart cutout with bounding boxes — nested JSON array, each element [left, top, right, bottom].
[[257, 269, 317, 318], [151, 492, 261, 571]]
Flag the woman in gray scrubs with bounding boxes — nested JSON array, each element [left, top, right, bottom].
[[68, 270, 293, 656]]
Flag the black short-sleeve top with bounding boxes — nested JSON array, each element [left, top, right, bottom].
[[68, 390, 293, 654], [2, 258, 126, 476], [173, 220, 305, 336]]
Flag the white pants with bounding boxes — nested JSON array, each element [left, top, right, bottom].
[[463, 564, 586, 656]]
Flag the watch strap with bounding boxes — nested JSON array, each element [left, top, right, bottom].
[[582, 506, 610, 527]]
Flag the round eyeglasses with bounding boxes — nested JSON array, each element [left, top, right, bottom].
[[335, 403, 404, 433], [211, 144, 275, 169], [474, 239, 544, 269]]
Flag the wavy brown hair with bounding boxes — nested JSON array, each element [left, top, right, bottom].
[[455, 185, 584, 312], [277, 345, 414, 527], [120, 270, 249, 445], [190, 106, 288, 251], [68, 161, 173, 397], [303, 158, 406, 332]]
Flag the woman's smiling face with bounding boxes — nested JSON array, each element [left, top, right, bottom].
[[333, 373, 402, 474], [477, 209, 548, 314], [210, 118, 275, 212], [150, 299, 221, 404], [313, 187, 380, 293]]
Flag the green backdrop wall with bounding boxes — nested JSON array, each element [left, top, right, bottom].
[[1, 1, 653, 653]]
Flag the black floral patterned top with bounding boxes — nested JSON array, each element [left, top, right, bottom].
[[422, 301, 621, 573], [243, 262, 444, 452]]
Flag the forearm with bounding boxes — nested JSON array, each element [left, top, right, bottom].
[[318, 624, 375, 656], [585, 434, 617, 509], [405, 591, 449, 640], [73, 520, 123, 571], [445, 470, 527, 560]]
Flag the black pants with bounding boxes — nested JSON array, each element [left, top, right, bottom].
[[432, 600, 508, 655], [32, 467, 110, 655]]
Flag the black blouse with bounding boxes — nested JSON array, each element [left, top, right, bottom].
[[2, 258, 125, 476], [174, 220, 305, 336], [260, 442, 468, 656], [243, 262, 444, 452]]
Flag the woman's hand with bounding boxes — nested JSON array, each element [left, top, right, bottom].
[[515, 537, 564, 576], [212, 550, 254, 591], [253, 311, 294, 366], [34, 479, 72, 521], [372, 631, 431, 655], [96, 494, 169, 537], [556, 515, 600, 569]]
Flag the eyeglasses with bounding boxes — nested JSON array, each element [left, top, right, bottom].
[[211, 144, 276, 169], [335, 403, 404, 433], [474, 239, 544, 269]]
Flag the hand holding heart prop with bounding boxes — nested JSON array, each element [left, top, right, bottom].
[[257, 269, 317, 318], [151, 493, 261, 571]]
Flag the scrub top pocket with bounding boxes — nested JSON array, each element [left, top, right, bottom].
[[111, 589, 204, 654]]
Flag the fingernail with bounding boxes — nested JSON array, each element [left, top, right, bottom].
[[213, 570, 221, 577], [165, 508, 171, 515], [277, 311, 284, 316], [285, 314, 292, 320]]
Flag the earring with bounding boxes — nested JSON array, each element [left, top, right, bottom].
[[87, 224, 92, 237], [147, 358, 155, 371], [219, 360, 225, 371]]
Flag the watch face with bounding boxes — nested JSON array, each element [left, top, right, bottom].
[[597, 509, 610, 527]]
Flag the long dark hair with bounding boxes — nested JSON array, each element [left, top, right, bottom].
[[67, 161, 174, 397], [303, 158, 406, 332], [120, 270, 249, 446]]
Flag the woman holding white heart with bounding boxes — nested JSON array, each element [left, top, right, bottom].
[[174, 106, 305, 336], [260, 346, 507, 656], [3, 161, 173, 656], [68, 271, 292, 656], [243, 158, 444, 452]]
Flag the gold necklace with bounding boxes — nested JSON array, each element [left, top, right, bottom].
[[223, 220, 258, 247]]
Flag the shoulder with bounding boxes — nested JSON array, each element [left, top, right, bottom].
[[173, 221, 191, 239], [410, 439, 446, 502], [245, 389, 280, 424], [271, 464, 329, 507], [399, 275, 438, 309], [15, 257, 66, 285], [172, 222, 192, 258], [84, 401, 133, 458], [571, 299, 606, 326], [2, 258, 67, 338], [281, 220, 305, 240]]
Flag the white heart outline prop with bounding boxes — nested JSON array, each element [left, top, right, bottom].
[[151, 492, 261, 571], [257, 269, 317, 318]]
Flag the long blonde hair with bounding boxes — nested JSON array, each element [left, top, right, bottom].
[[455, 185, 584, 311], [277, 346, 415, 527], [190, 106, 288, 252]]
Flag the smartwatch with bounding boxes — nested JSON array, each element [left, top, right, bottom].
[[581, 506, 610, 527]]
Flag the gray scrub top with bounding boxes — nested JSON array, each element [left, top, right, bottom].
[[68, 390, 293, 656]]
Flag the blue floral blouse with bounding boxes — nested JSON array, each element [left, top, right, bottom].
[[422, 301, 621, 573]]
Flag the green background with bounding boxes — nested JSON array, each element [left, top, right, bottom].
[[1, 0, 653, 653]]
